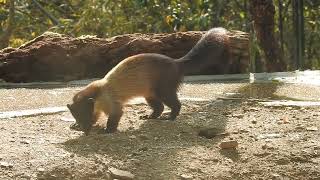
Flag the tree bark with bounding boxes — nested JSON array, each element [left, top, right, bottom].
[[249, 0, 286, 72]]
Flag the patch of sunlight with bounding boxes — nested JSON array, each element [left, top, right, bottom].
[[260, 100, 320, 107], [250, 70, 320, 86]]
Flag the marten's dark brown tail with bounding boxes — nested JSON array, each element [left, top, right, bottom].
[[176, 27, 229, 75]]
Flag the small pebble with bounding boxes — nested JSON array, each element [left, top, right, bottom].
[[180, 174, 193, 180], [306, 126, 318, 131], [0, 161, 13, 169], [37, 168, 45, 172], [109, 167, 135, 180], [20, 140, 31, 144], [219, 140, 238, 149]]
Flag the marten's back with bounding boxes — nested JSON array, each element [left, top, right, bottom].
[[101, 53, 182, 102]]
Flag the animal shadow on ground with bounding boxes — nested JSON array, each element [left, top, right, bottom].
[[61, 100, 236, 178]]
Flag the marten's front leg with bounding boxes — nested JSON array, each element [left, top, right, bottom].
[[104, 102, 123, 133]]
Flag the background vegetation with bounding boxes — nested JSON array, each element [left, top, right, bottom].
[[0, 0, 319, 71]]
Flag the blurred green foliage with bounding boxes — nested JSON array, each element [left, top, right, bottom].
[[0, 0, 319, 70]]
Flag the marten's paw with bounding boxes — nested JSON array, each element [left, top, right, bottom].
[[98, 128, 118, 134], [140, 113, 176, 121], [139, 114, 155, 120], [159, 115, 176, 121], [70, 123, 82, 131]]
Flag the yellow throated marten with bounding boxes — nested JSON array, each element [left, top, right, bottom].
[[67, 27, 229, 135]]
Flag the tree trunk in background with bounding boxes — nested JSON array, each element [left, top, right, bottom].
[[0, 0, 15, 49], [249, 0, 286, 72], [292, 0, 305, 69], [278, 0, 284, 54]]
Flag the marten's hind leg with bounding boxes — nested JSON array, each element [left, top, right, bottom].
[[140, 97, 164, 119], [159, 90, 181, 120]]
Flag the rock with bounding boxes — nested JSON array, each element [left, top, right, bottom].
[[0, 161, 13, 169], [198, 128, 229, 139], [271, 173, 281, 180], [95, 169, 104, 176], [138, 146, 148, 151], [290, 155, 309, 163], [313, 113, 320, 116], [314, 146, 320, 150], [295, 126, 304, 131], [60, 117, 75, 122], [225, 158, 234, 163], [239, 129, 250, 133], [70, 153, 75, 158], [249, 107, 259, 111], [179, 174, 193, 180], [130, 152, 140, 157], [244, 107, 255, 112], [262, 143, 275, 150], [256, 133, 282, 140], [219, 140, 238, 149], [138, 134, 149, 140], [137, 110, 146, 115], [37, 167, 45, 172], [20, 140, 31, 144], [222, 111, 231, 116], [241, 156, 249, 163], [227, 113, 244, 118], [232, 114, 244, 118], [274, 157, 290, 165], [262, 144, 267, 150], [21, 174, 32, 179], [109, 167, 135, 180], [253, 152, 271, 157], [280, 116, 289, 124], [306, 126, 318, 131]]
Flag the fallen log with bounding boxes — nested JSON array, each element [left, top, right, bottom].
[[0, 29, 249, 82]]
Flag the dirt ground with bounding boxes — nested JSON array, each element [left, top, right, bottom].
[[0, 82, 320, 180]]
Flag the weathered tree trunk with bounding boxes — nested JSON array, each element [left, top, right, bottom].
[[0, 0, 15, 49], [249, 0, 286, 72], [0, 29, 249, 82], [278, 0, 284, 54], [292, 0, 305, 69]]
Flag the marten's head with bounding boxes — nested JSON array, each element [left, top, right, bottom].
[[67, 97, 95, 135]]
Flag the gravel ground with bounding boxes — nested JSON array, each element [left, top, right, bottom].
[[0, 82, 320, 179]]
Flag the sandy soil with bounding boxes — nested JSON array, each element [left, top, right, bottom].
[[0, 82, 320, 180]]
